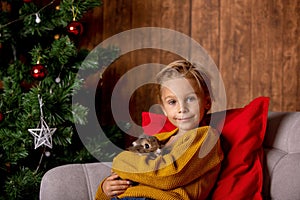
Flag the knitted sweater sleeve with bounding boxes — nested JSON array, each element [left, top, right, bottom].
[[94, 178, 110, 200], [112, 126, 223, 190]]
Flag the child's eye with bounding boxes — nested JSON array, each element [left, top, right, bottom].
[[167, 99, 176, 105], [186, 96, 197, 102]]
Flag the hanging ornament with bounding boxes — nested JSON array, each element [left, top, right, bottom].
[[0, 112, 4, 123], [23, 0, 32, 3], [30, 64, 47, 80], [55, 77, 61, 83], [28, 95, 56, 149], [66, 5, 83, 37], [54, 33, 60, 40], [67, 21, 83, 36], [55, 65, 64, 83], [35, 13, 41, 24], [45, 151, 51, 157]]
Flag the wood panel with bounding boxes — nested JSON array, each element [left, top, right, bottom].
[[251, 0, 273, 106], [159, 0, 191, 62], [191, 0, 220, 65], [281, 0, 299, 111], [219, 0, 253, 109], [79, 6, 104, 49], [79, 0, 300, 122], [130, 0, 160, 128], [267, 0, 284, 111]]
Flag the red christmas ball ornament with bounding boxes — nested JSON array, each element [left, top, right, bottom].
[[67, 21, 83, 36], [30, 64, 47, 80], [0, 112, 4, 123], [23, 0, 32, 3]]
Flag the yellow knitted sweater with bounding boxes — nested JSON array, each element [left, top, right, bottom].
[[95, 126, 223, 200]]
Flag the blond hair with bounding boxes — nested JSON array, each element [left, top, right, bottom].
[[156, 60, 213, 112]]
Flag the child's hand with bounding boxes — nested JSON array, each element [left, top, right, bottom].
[[102, 172, 132, 198]]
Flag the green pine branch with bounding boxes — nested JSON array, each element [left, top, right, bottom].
[[0, 0, 118, 199]]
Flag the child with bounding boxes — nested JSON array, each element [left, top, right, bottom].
[[95, 60, 223, 200]]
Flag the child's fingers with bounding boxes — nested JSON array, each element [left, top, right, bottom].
[[110, 188, 127, 197], [111, 179, 132, 187], [103, 177, 131, 198], [106, 173, 119, 181]]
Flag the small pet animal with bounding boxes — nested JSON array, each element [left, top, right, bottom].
[[127, 135, 163, 158]]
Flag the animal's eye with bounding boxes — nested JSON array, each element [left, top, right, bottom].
[[144, 143, 150, 149]]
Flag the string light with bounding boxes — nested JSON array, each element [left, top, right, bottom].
[[35, 13, 41, 24], [0, 0, 56, 29], [54, 34, 60, 40]]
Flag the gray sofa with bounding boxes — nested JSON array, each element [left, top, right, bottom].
[[40, 112, 300, 200]]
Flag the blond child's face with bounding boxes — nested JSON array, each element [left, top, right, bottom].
[[160, 77, 210, 134]]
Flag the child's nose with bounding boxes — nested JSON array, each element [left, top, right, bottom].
[[178, 102, 188, 113]]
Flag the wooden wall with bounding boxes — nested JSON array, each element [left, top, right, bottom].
[[79, 0, 300, 126]]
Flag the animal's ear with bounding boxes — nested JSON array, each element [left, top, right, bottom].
[[149, 136, 157, 142], [141, 135, 148, 139], [132, 141, 138, 146]]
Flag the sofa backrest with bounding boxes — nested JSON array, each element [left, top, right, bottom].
[[40, 112, 300, 200], [262, 112, 300, 200]]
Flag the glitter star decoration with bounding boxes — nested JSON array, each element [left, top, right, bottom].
[[28, 117, 56, 149], [28, 94, 57, 149]]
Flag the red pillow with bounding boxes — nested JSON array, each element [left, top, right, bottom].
[[142, 112, 176, 135], [141, 97, 270, 199]]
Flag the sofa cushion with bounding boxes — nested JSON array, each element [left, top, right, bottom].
[[211, 97, 269, 200], [142, 112, 176, 135], [262, 112, 300, 199], [141, 97, 270, 200]]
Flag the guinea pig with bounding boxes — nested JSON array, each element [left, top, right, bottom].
[[127, 135, 163, 158]]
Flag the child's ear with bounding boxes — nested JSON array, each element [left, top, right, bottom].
[[205, 96, 212, 110]]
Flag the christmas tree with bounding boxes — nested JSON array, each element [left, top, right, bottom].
[[0, 0, 121, 199]]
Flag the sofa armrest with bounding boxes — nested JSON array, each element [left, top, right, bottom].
[[263, 112, 300, 200], [40, 162, 111, 200]]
